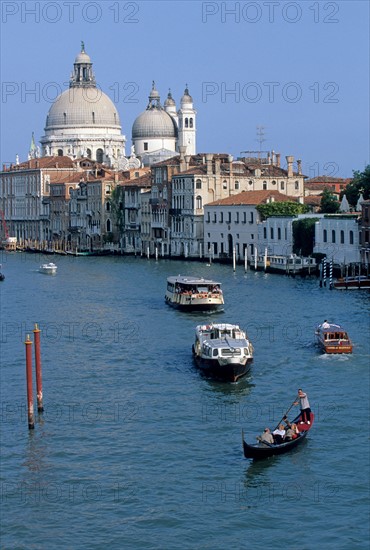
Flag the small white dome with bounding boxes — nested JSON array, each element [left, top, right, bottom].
[[132, 109, 177, 139]]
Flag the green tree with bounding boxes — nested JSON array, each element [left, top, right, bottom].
[[320, 188, 339, 213], [292, 218, 319, 256], [256, 201, 308, 220], [341, 165, 370, 206]]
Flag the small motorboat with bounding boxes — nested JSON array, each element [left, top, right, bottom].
[[39, 262, 57, 275], [242, 411, 314, 460], [315, 321, 353, 354], [0, 265, 4, 281], [333, 275, 370, 290], [192, 323, 253, 382]]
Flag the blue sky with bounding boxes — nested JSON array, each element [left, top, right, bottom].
[[1, 0, 369, 177]]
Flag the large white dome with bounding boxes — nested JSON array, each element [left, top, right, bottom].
[[45, 87, 121, 130]]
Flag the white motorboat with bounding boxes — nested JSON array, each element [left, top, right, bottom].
[[192, 323, 253, 382], [165, 276, 224, 311], [39, 262, 57, 275]]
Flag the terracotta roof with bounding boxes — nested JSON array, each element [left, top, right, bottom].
[[206, 190, 298, 207], [304, 195, 322, 206], [305, 176, 351, 184], [8, 156, 75, 171], [119, 173, 152, 188]]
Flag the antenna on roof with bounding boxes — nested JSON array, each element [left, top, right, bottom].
[[256, 126, 266, 158]]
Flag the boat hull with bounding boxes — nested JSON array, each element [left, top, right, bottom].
[[165, 295, 223, 311], [243, 413, 314, 460], [193, 355, 253, 382]]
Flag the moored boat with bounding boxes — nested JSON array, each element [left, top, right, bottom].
[[333, 275, 370, 290], [165, 276, 224, 311], [39, 262, 57, 275], [315, 321, 353, 354], [242, 411, 314, 460], [192, 323, 253, 382]]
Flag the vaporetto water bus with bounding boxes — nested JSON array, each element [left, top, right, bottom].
[[165, 276, 224, 311], [192, 323, 253, 382]]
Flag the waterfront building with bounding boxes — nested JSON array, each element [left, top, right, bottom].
[[313, 215, 361, 265], [359, 200, 370, 268], [40, 44, 126, 167], [0, 156, 77, 243], [203, 190, 297, 261]]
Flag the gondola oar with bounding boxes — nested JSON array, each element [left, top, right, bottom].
[[273, 397, 298, 431], [256, 436, 275, 448]]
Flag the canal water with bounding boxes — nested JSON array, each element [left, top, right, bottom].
[[1, 252, 369, 549]]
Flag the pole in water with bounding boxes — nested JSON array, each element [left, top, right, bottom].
[[323, 258, 327, 287], [155, 247, 158, 261], [329, 259, 333, 290], [319, 260, 323, 287], [25, 335, 35, 429], [147, 246, 150, 260], [233, 246, 236, 272], [244, 249, 248, 272], [33, 323, 44, 412]]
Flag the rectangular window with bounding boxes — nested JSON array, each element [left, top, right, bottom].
[[144, 142, 148, 151], [220, 212, 223, 223], [235, 212, 239, 223]]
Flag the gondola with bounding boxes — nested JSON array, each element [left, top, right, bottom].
[[242, 412, 314, 460]]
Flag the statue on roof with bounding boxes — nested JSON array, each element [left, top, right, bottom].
[[81, 41, 85, 52]]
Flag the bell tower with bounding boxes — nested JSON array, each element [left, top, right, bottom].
[[177, 85, 196, 155]]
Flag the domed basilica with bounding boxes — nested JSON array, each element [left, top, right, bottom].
[[39, 44, 196, 167]]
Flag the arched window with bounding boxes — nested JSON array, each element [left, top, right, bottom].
[[196, 196, 202, 209], [196, 179, 202, 189], [106, 202, 111, 212], [349, 230, 354, 244], [185, 118, 189, 128], [263, 181, 267, 190], [92, 112, 95, 124], [63, 112, 67, 123], [96, 149, 104, 163], [223, 180, 227, 190], [106, 219, 111, 232], [235, 181, 239, 190], [295, 180, 299, 190], [57, 149, 63, 156], [189, 118, 193, 128], [332, 230, 336, 243], [340, 230, 345, 244], [86, 148, 92, 159], [323, 229, 327, 242], [263, 227, 267, 238], [280, 181, 285, 190]]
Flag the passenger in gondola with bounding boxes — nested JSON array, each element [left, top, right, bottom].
[[284, 422, 299, 440], [258, 427, 274, 446], [272, 424, 286, 444]]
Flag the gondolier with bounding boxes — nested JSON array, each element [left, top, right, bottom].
[[294, 389, 311, 424]]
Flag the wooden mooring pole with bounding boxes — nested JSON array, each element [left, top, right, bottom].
[[33, 323, 44, 412], [25, 335, 35, 429]]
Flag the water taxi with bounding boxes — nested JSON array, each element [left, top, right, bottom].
[[165, 276, 224, 311], [315, 322, 353, 354], [39, 262, 58, 275], [192, 323, 253, 382]]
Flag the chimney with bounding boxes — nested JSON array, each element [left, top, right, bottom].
[[286, 155, 294, 177], [179, 146, 187, 172], [185, 155, 191, 171], [215, 157, 221, 175], [297, 159, 302, 175], [205, 153, 213, 175], [276, 153, 281, 168], [228, 155, 233, 177]]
